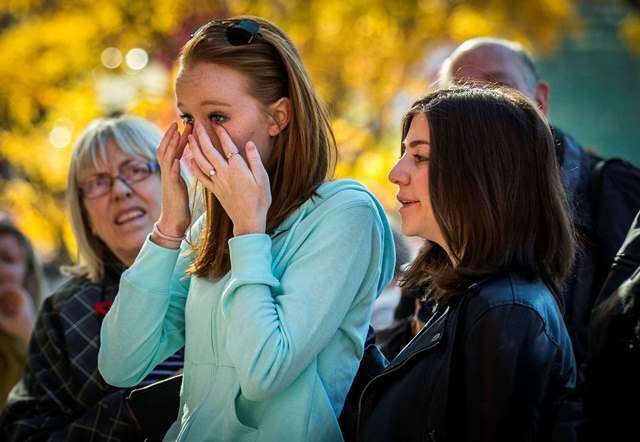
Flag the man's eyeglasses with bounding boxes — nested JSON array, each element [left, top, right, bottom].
[[80, 161, 159, 199], [190, 18, 261, 46]]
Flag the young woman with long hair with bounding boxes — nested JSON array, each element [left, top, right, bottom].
[[99, 16, 395, 441]]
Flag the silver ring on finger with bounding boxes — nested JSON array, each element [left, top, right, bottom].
[[226, 151, 239, 160], [208, 168, 216, 177]]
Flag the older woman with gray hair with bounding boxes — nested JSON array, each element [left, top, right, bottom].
[[0, 115, 185, 441]]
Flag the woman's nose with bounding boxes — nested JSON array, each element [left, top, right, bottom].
[[388, 158, 409, 186], [111, 176, 133, 200]]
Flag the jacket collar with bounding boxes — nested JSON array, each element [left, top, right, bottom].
[[552, 126, 587, 212], [387, 305, 450, 369], [387, 275, 497, 370]]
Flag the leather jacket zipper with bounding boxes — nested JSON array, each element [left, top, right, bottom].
[[354, 337, 442, 441], [614, 255, 640, 269], [353, 282, 487, 441]]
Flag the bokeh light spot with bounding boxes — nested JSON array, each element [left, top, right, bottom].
[[125, 48, 148, 70], [101, 47, 122, 69], [49, 126, 72, 148]]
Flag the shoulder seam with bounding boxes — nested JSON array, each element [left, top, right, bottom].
[[465, 299, 560, 349]]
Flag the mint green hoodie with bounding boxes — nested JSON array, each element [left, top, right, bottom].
[[99, 179, 395, 441]]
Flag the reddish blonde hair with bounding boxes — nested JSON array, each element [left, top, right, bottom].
[[180, 16, 336, 278]]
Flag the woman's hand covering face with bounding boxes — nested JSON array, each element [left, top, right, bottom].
[[188, 121, 272, 236], [156, 122, 192, 238]]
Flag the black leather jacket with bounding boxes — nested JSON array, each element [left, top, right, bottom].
[[356, 273, 578, 442]]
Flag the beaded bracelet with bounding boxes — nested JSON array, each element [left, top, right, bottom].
[[153, 221, 185, 243]]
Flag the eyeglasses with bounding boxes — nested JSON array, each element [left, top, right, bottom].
[[80, 161, 159, 199], [190, 18, 261, 46]]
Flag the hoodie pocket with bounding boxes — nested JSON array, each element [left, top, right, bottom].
[[230, 385, 260, 435]]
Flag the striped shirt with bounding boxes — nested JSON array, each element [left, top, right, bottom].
[[139, 348, 184, 386]]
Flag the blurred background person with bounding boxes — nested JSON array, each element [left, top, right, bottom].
[[0, 116, 185, 440], [0, 220, 44, 409], [585, 209, 640, 442]]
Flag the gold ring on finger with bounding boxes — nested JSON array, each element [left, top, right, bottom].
[[226, 151, 239, 160]]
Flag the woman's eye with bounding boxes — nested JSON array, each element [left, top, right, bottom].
[[180, 114, 193, 124], [414, 154, 429, 163], [130, 166, 147, 176], [0, 254, 17, 264], [208, 113, 227, 124], [95, 175, 112, 186]]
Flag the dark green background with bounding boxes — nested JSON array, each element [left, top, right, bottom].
[[538, 2, 640, 165]]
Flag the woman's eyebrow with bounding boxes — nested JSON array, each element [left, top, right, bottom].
[[200, 99, 232, 107], [116, 158, 142, 171], [176, 100, 231, 109], [401, 139, 431, 149]]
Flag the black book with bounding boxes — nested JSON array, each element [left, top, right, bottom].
[[127, 373, 183, 441]]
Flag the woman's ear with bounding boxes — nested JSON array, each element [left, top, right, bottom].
[[267, 97, 291, 136], [534, 81, 550, 116]]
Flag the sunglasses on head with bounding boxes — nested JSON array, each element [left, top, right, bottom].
[[191, 18, 261, 46]]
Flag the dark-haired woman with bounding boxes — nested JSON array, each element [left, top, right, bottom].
[[98, 16, 395, 441], [355, 86, 578, 442]]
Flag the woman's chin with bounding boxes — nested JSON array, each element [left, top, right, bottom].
[[399, 224, 418, 238], [108, 232, 148, 263]]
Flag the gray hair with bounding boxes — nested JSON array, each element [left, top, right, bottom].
[[439, 37, 540, 92], [64, 115, 162, 283]]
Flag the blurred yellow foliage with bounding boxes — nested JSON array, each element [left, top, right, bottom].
[[0, 179, 67, 258], [0, 0, 580, 264], [621, 12, 640, 54]]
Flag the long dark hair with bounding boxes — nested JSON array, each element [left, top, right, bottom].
[[180, 16, 336, 278], [401, 86, 575, 306]]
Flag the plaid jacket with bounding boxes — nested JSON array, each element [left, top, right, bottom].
[[0, 268, 144, 441]]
